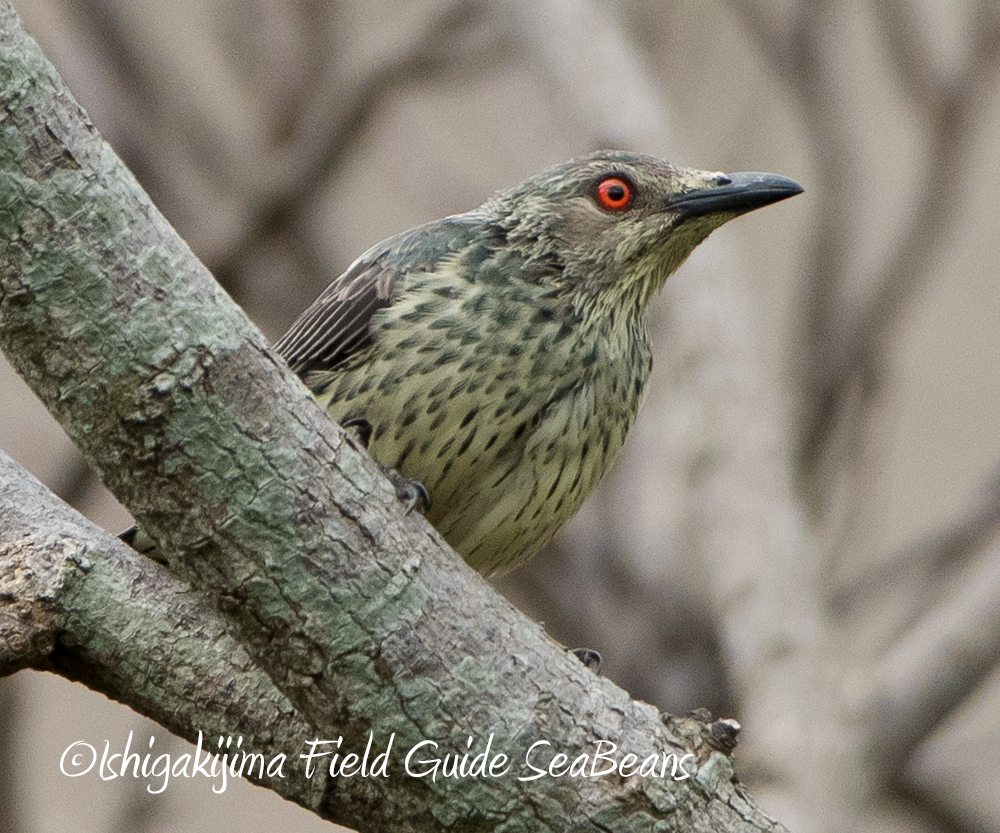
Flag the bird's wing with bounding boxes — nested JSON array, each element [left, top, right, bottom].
[[274, 213, 490, 376]]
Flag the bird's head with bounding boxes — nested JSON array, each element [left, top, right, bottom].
[[491, 150, 803, 312]]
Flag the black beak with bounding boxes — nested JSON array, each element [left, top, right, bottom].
[[667, 172, 803, 220]]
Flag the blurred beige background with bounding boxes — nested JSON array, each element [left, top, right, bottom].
[[2, 1, 999, 831]]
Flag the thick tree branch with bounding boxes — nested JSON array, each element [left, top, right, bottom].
[[0, 4, 785, 831], [0, 449, 328, 813]]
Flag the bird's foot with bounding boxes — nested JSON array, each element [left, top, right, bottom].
[[340, 418, 429, 513], [379, 464, 431, 515], [118, 525, 167, 564], [341, 417, 373, 449], [539, 624, 602, 674], [571, 648, 602, 674], [119, 524, 157, 554]]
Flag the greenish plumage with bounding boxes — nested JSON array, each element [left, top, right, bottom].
[[275, 151, 801, 574]]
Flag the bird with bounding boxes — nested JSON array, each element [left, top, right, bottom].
[[275, 151, 802, 575]]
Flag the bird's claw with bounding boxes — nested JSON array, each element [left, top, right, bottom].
[[379, 464, 431, 515], [341, 416, 373, 449], [118, 525, 167, 564], [340, 418, 429, 513], [118, 524, 157, 555], [571, 648, 602, 673]]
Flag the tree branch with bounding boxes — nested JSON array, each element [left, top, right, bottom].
[[0, 449, 328, 814]]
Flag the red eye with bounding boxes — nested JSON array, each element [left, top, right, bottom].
[[596, 177, 633, 211]]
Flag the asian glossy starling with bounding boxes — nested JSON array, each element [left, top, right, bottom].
[[275, 151, 802, 575]]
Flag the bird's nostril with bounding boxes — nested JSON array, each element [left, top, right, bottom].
[[716, 174, 733, 186]]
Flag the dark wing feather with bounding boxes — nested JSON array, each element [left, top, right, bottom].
[[273, 250, 393, 374], [274, 213, 491, 376]]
